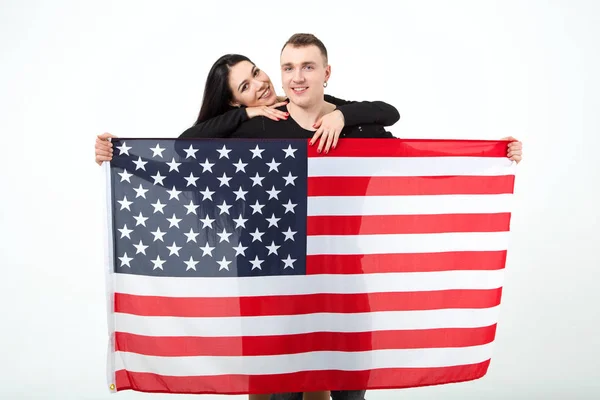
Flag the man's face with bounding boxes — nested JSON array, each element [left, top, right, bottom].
[[280, 44, 330, 109]]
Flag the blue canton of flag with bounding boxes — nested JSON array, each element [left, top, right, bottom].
[[109, 139, 307, 277]]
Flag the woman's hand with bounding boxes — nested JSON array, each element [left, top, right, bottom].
[[502, 136, 523, 163], [245, 101, 289, 121], [95, 132, 117, 166], [310, 110, 345, 153]]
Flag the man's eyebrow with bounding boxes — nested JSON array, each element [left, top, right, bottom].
[[237, 66, 256, 92]]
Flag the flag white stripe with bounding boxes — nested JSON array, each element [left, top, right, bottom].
[[307, 232, 509, 255], [307, 194, 513, 216], [115, 270, 504, 297], [115, 306, 500, 337], [307, 156, 515, 177], [114, 343, 494, 375]]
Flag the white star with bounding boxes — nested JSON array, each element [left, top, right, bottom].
[[250, 172, 265, 187], [232, 242, 248, 256], [266, 158, 281, 172], [184, 172, 199, 187], [217, 256, 232, 271], [282, 199, 297, 214], [116, 141, 131, 155], [150, 143, 166, 158], [151, 256, 166, 270], [118, 169, 132, 183], [249, 256, 264, 270], [266, 186, 281, 200], [151, 227, 166, 242], [233, 186, 248, 201], [151, 171, 166, 186], [250, 145, 265, 159], [166, 157, 181, 172], [266, 214, 281, 228], [200, 158, 214, 173], [184, 144, 199, 159], [217, 172, 232, 187], [233, 215, 248, 229], [217, 228, 232, 243], [184, 200, 199, 215], [167, 241, 182, 256], [151, 199, 166, 214], [184, 256, 198, 271], [283, 172, 297, 186], [200, 243, 215, 257], [118, 224, 133, 239], [282, 227, 297, 241], [118, 252, 133, 268], [167, 186, 182, 200], [133, 240, 148, 255], [133, 212, 148, 227], [184, 228, 199, 243], [133, 184, 148, 199], [167, 213, 182, 228], [250, 200, 265, 215], [199, 215, 215, 229], [233, 158, 248, 173], [118, 196, 132, 211], [266, 241, 281, 255], [250, 228, 265, 242], [217, 200, 232, 215], [133, 156, 147, 171], [217, 145, 232, 159], [200, 186, 215, 201], [282, 254, 296, 269], [283, 145, 298, 158]]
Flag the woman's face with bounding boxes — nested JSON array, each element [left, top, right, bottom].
[[228, 61, 277, 107]]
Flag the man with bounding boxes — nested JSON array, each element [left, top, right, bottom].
[[232, 33, 384, 400]]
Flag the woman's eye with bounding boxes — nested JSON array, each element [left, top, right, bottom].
[[241, 84, 248, 92]]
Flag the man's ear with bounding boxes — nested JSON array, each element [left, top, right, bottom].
[[324, 64, 331, 82]]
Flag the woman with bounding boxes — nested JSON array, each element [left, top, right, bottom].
[[95, 54, 402, 164]]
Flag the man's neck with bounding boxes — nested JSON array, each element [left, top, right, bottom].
[[286, 100, 335, 131]]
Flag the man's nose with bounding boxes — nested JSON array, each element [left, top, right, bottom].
[[292, 69, 305, 82]]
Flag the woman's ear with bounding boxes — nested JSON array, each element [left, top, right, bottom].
[[229, 101, 241, 107]]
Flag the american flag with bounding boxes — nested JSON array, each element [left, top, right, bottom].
[[104, 138, 516, 395]]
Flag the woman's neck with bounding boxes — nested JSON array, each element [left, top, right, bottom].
[[286, 101, 336, 131]]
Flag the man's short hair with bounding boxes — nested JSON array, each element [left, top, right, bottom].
[[281, 33, 328, 64]]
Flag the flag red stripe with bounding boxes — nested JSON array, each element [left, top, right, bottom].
[[306, 251, 507, 274], [307, 138, 508, 158], [308, 176, 515, 196], [115, 360, 491, 394], [115, 325, 497, 356], [115, 289, 502, 317], [307, 213, 511, 235]]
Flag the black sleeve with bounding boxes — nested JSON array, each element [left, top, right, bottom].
[[324, 94, 400, 127], [178, 108, 249, 138]]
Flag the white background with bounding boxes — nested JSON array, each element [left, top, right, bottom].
[[1, 0, 599, 399]]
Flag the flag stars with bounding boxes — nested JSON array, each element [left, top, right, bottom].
[[184, 145, 199, 159], [166, 242, 182, 256], [233, 242, 248, 256], [250, 228, 265, 242], [249, 256, 264, 270], [118, 169, 132, 183], [282, 254, 296, 269], [266, 158, 281, 172], [282, 200, 298, 214], [184, 256, 199, 271], [133, 156, 147, 171], [233, 158, 248, 173], [217, 201, 232, 215], [185, 172, 200, 187], [216, 145, 232, 159], [200, 243, 215, 257], [200, 158, 214, 173], [233, 186, 248, 201], [118, 253, 133, 268], [116, 142, 131, 155], [233, 215, 248, 229], [151, 256, 166, 270], [266, 214, 281, 228], [166, 157, 181, 172], [133, 184, 148, 199], [283, 145, 297, 158], [166, 213, 182, 228], [151, 199, 166, 214], [250, 172, 265, 187], [150, 144, 166, 158], [133, 240, 148, 255], [118, 224, 133, 239], [133, 212, 148, 227], [167, 186, 182, 200], [217, 229, 232, 243], [266, 241, 281, 255], [217, 256, 232, 271], [250, 200, 265, 215], [151, 171, 166, 186], [283, 172, 297, 186], [199, 215, 215, 229], [118, 196, 133, 211], [150, 227, 167, 242], [184, 228, 199, 243], [250, 145, 265, 159], [266, 186, 281, 200], [217, 173, 232, 187], [282, 227, 297, 241], [184, 200, 199, 215], [200, 186, 215, 201]]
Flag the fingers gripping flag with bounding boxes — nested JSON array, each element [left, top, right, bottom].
[[103, 138, 516, 395]]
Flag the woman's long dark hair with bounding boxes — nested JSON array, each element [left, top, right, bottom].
[[194, 54, 253, 125]]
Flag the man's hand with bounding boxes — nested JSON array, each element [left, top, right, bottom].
[[502, 136, 523, 164], [95, 132, 117, 166], [310, 110, 345, 154]]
